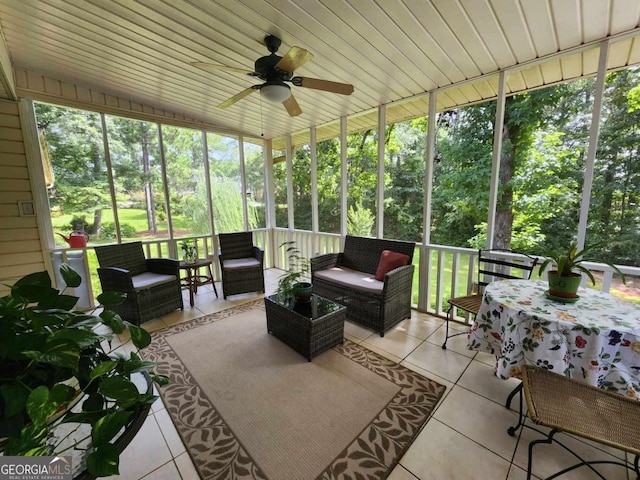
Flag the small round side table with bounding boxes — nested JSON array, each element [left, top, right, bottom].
[[179, 258, 219, 307]]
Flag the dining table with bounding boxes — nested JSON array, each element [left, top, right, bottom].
[[467, 279, 640, 399]]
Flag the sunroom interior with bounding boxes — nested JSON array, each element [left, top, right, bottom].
[[1, 1, 640, 479]]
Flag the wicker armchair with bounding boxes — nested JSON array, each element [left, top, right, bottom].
[[218, 232, 265, 299], [94, 242, 183, 326], [311, 235, 415, 336]]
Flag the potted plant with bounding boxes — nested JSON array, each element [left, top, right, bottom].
[[0, 264, 169, 477], [538, 240, 626, 299], [180, 239, 197, 264], [276, 241, 312, 304]]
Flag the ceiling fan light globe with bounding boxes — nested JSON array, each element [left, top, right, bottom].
[[261, 84, 291, 103]]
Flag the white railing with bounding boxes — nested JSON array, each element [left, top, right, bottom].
[[50, 230, 640, 317]]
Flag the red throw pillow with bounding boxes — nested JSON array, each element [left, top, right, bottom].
[[375, 250, 410, 281]]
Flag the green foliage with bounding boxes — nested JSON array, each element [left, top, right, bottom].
[[180, 239, 197, 262], [347, 202, 374, 237], [538, 240, 626, 285], [98, 223, 136, 240], [70, 215, 91, 232], [0, 265, 167, 477], [276, 241, 310, 302]]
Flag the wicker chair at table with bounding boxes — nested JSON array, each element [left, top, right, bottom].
[[442, 249, 537, 349], [94, 241, 183, 326], [515, 365, 640, 480], [218, 232, 265, 299]]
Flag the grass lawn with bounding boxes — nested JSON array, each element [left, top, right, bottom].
[[52, 208, 191, 246]]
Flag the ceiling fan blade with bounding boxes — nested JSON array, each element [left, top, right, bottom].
[[218, 87, 257, 109], [190, 62, 257, 76], [291, 76, 354, 95], [282, 95, 303, 117], [273, 155, 286, 164], [275, 47, 314, 72]]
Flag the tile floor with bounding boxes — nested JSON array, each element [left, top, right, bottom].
[[110, 269, 633, 480]]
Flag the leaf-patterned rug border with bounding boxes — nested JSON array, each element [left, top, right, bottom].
[[142, 301, 446, 479]]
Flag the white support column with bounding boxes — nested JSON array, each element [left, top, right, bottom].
[[285, 134, 294, 231], [486, 71, 507, 249], [100, 113, 120, 244], [376, 105, 385, 239], [202, 132, 217, 257], [264, 139, 276, 267], [577, 40, 609, 251], [419, 92, 437, 311], [310, 126, 319, 253], [340, 116, 348, 240], [423, 92, 437, 246], [238, 135, 249, 232], [157, 125, 174, 249]]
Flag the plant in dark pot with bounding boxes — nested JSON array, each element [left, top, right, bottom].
[[276, 241, 312, 304], [0, 264, 169, 477], [538, 240, 626, 299]]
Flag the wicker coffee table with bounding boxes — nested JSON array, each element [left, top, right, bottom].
[[264, 294, 346, 361]]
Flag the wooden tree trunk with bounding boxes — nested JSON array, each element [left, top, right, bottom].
[[493, 110, 515, 250], [91, 209, 102, 235]]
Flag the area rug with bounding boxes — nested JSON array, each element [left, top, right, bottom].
[[142, 301, 446, 479]]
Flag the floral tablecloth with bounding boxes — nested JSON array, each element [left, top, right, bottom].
[[467, 279, 640, 399]]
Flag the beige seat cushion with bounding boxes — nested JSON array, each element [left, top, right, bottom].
[[223, 257, 261, 269], [132, 272, 177, 291], [314, 267, 383, 294]]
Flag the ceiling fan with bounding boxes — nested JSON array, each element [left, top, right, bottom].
[[191, 35, 354, 117]]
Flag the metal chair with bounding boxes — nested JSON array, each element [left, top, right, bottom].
[[515, 365, 640, 480], [94, 241, 183, 325], [218, 232, 265, 298], [441, 249, 537, 349]]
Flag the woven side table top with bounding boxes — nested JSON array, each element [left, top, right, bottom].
[[522, 365, 640, 456]]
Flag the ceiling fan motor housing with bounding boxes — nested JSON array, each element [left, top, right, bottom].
[[255, 55, 293, 82]]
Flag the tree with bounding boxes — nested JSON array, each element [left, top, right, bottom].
[[36, 103, 111, 235]]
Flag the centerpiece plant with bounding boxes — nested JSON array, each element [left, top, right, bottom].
[[0, 264, 169, 477], [180, 239, 197, 263], [538, 240, 626, 298], [276, 241, 312, 304]]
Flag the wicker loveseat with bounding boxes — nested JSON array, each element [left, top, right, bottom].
[[311, 235, 415, 337]]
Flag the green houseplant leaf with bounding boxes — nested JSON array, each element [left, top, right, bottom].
[[538, 240, 626, 285], [0, 264, 167, 477], [60, 263, 82, 288], [87, 443, 121, 477]]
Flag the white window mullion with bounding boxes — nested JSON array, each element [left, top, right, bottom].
[[238, 135, 249, 232], [285, 134, 294, 230], [157, 125, 174, 253], [377, 105, 385, 239], [340, 116, 348, 240], [264, 139, 276, 267], [202, 132, 217, 250], [419, 91, 437, 311], [310, 126, 319, 252], [486, 70, 507, 249], [99, 113, 121, 244], [577, 40, 609, 251]]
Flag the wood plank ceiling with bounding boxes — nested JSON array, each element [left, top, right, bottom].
[[0, 0, 639, 149]]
